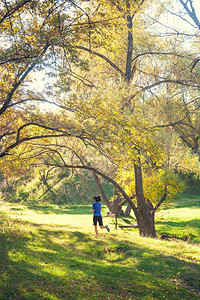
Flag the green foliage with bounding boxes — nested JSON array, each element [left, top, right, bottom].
[[144, 169, 186, 205], [1, 176, 30, 203], [1, 0, 200, 239], [156, 193, 200, 243], [116, 167, 186, 206], [0, 192, 199, 299], [0, 169, 113, 205]]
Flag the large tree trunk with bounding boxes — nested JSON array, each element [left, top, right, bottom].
[[134, 163, 156, 237], [123, 0, 156, 237]]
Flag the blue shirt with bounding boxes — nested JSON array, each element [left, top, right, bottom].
[[92, 202, 101, 216]]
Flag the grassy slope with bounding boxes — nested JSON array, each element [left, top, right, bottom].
[[0, 194, 199, 300]]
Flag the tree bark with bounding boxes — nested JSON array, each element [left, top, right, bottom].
[[124, 204, 131, 216], [111, 186, 123, 214], [134, 163, 156, 237], [125, 1, 133, 82], [92, 171, 112, 211], [124, 1, 156, 237]]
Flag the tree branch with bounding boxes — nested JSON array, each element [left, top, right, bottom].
[[132, 51, 193, 62], [0, 133, 67, 158], [154, 106, 200, 134], [153, 186, 167, 212], [0, 42, 50, 116], [73, 45, 126, 78], [0, 122, 90, 157], [0, 55, 38, 66], [179, 0, 200, 29], [8, 98, 77, 112], [41, 160, 137, 213], [131, 78, 200, 100], [0, 0, 32, 24]]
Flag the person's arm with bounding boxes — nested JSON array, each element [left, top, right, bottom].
[[91, 203, 95, 212]]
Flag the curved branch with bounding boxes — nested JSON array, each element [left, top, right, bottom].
[[154, 104, 200, 132], [0, 55, 38, 66], [0, 133, 67, 158], [142, 79, 200, 90], [131, 78, 200, 100], [0, 121, 90, 158], [8, 98, 77, 112], [15, 122, 82, 141], [43, 161, 137, 214], [73, 46, 126, 78], [190, 58, 200, 73], [132, 51, 193, 62], [0, 0, 32, 24], [0, 42, 50, 116]]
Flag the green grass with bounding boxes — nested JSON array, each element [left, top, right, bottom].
[[0, 193, 200, 299], [155, 193, 200, 243]]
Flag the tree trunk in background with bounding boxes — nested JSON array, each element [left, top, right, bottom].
[[92, 172, 112, 211], [124, 204, 131, 216], [110, 186, 123, 215], [93, 172, 128, 216], [125, 0, 133, 81]]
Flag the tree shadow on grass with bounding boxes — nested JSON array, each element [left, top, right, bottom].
[[0, 224, 200, 300]]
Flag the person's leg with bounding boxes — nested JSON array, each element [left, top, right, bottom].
[[93, 216, 99, 236], [100, 225, 110, 232], [94, 225, 98, 236], [99, 217, 110, 232]]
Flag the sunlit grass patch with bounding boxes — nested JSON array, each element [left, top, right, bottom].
[[156, 206, 200, 243], [1, 224, 199, 299], [0, 194, 200, 299]]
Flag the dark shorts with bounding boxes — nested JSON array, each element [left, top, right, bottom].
[[93, 216, 103, 226]]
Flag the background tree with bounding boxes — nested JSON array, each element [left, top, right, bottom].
[[1, 0, 200, 238], [58, 0, 199, 236], [14, 0, 187, 237], [0, 0, 98, 157], [148, 0, 200, 157]]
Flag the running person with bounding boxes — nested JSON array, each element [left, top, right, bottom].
[[92, 195, 110, 237]]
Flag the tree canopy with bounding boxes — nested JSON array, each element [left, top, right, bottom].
[[1, 0, 200, 237]]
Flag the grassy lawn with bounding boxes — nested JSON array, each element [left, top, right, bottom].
[[0, 194, 199, 299]]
